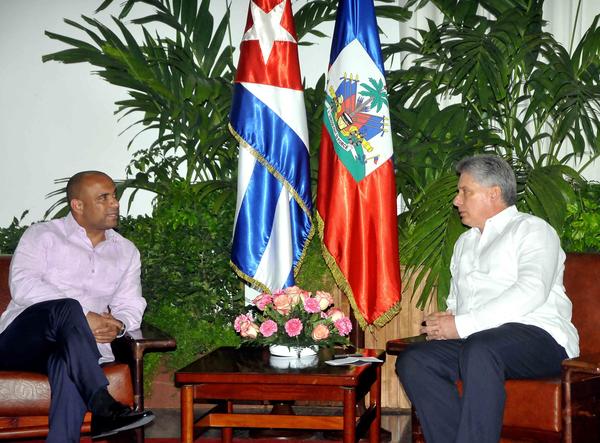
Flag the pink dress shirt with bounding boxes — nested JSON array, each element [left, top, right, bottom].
[[0, 213, 147, 362]]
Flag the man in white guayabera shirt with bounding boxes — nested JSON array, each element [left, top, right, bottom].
[[0, 171, 154, 442], [396, 155, 579, 443]]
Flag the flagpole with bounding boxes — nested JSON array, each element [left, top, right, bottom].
[[349, 310, 365, 348]]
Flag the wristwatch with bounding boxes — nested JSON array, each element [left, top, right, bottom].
[[117, 320, 126, 337]]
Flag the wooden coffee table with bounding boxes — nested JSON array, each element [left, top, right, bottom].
[[175, 346, 385, 443]]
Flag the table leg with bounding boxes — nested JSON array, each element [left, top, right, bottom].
[[343, 388, 357, 443], [370, 364, 382, 443], [221, 400, 233, 443], [180, 385, 194, 443]]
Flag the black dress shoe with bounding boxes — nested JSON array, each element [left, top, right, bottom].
[[91, 403, 155, 439]]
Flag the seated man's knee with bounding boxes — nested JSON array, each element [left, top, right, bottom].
[[56, 298, 82, 311], [395, 345, 428, 381], [460, 334, 500, 368], [48, 298, 85, 319]]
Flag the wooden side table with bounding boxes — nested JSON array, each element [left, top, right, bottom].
[[175, 346, 385, 443]]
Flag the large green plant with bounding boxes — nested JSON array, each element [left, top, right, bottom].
[[386, 0, 600, 309], [117, 189, 243, 380], [0, 212, 29, 255], [562, 181, 600, 253]]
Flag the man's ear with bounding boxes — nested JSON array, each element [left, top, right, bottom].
[[489, 185, 502, 202], [70, 198, 83, 214]]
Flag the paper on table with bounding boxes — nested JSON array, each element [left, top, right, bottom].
[[325, 356, 383, 366]]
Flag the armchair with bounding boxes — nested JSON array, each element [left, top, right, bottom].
[[0, 255, 177, 441], [387, 252, 600, 443]]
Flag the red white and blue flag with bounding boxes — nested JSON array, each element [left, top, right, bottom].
[[317, 0, 401, 327], [230, 0, 313, 295]]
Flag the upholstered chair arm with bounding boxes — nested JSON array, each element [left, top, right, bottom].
[[561, 354, 600, 441], [386, 335, 427, 355], [562, 354, 600, 375]]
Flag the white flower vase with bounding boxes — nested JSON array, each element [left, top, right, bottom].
[[268, 344, 318, 358], [269, 354, 319, 369], [268, 345, 319, 369]]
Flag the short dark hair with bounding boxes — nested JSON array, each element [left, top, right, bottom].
[[455, 155, 517, 206], [66, 170, 111, 202]]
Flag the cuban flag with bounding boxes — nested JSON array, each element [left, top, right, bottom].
[[230, 0, 313, 295], [316, 0, 401, 327]]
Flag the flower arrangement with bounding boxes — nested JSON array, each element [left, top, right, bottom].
[[233, 286, 352, 349]]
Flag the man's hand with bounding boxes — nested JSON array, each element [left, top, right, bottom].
[[420, 311, 460, 340], [86, 311, 123, 343]]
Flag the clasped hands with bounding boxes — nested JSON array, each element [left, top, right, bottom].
[[86, 311, 124, 343], [420, 311, 460, 340]]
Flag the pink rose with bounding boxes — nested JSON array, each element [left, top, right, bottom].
[[259, 319, 278, 337], [273, 293, 293, 315], [303, 297, 321, 313], [253, 293, 273, 311], [240, 321, 260, 339], [314, 291, 333, 310], [284, 318, 303, 337], [284, 285, 309, 306], [334, 317, 353, 336], [327, 307, 345, 322], [234, 314, 251, 333], [311, 323, 330, 341]]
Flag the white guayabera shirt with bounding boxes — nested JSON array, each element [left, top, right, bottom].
[[447, 205, 579, 358]]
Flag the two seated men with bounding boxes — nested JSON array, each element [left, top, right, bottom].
[[0, 156, 580, 443], [0, 171, 154, 442]]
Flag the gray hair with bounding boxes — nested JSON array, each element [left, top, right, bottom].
[[455, 155, 517, 206]]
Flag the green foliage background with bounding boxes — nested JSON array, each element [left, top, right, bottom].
[[117, 187, 243, 380]]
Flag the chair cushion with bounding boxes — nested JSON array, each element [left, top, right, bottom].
[[455, 377, 562, 433], [503, 378, 562, 432], [0, 362, 133, 416]]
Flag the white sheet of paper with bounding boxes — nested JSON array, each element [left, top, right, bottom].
[[325, 356, 383, 366]]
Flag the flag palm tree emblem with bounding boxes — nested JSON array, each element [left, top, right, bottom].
[[325, 73, 390, 182]]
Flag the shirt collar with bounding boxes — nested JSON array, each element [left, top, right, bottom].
[[64, 212, 84, 238], [482, 205, 518, 234], [64, 212, 118, 243]]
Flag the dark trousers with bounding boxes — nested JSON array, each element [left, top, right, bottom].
[[396, 323, 568, 443], [0, 299, 109, 443]]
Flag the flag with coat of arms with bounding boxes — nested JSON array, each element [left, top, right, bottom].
[[230, 0, 313, 295], [316, 0, 402, 327]]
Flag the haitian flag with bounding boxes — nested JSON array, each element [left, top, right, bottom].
[[316, 0, 401, 327], [230, 0, 313, 293]]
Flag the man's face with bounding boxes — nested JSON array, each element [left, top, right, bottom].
[[72, 174, 119, 233], [453, 172, 503, 231]]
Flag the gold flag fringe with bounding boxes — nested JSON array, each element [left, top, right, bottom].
[[316, 212, 402, 330], [229, 124, 313, 217], [228, 124, 315, 292], [230, 260, 271, 294]]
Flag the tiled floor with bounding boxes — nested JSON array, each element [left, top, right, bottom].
[[144, 406, 411, 442]]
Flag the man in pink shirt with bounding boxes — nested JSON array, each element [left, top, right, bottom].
[[0, 171, 153, 442]]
